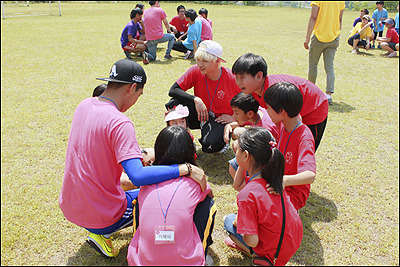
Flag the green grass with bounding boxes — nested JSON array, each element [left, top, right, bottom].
[[1, 2, 399, 266]]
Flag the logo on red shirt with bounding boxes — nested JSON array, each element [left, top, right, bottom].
[[285, 151, 293, 165], [217, 90, 225, 99]]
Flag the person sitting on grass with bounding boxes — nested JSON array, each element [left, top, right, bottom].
[[224, 92, 279, 180], [232, 53, 328, 149], [59, 59, 207, 259], [127, 125, 216, 266], [169, 4, 189, 41], [264, 82, 316, 211], [223, 127, 303, 266], [120, 8, 147, 60], [199, 8, 212, 28], [134, 3, 146, 44], [347, 15, 373, 54], [166, 40, 241, 154], [353, 9, 374, 40], [172, 9, 202, 60], [377, 18, 399, 58]]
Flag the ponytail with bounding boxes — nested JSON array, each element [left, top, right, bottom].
[[238, 127, 285, 194]]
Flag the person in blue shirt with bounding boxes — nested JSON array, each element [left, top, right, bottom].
[[371, 1, 388, 49], [172, 9, 202, 60]]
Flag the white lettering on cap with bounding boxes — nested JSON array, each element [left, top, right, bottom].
[[110, 65, 118, 78], [132, 75, 143, 83]]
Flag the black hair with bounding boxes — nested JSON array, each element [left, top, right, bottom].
[[185, 9, 197, 22], [199, 8, 208, 17], [130, 8, 143, 19], [264, 82, 303, 118], [361, 8, 369, 14], [107, 81, 145, 92], [153, 126, 196, 166], [232, 53, 268, 78], [92, 84, 107, 97], [238, 127, 284, 194], [376, 1, 384, 5], [230, 92, 259, 114], [149, 1, 157, 6], [135, 3, 144, 10], [177, 5, 185, 13]]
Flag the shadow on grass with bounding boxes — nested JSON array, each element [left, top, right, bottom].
[[356, 51, 374, 56], [329, 101, 356, 113], [66, 231, 134, 266], [196, 148, 236, 185], [291, 191, 338, 266]]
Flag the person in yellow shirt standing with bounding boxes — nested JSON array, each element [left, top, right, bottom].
[[304, 1, 345, 105], [347, 15, 374, 54]]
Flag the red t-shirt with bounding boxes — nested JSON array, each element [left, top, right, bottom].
[[277, 123, 316, 210], [387, 27, 399, 44], [176, 65, 241, 117], [170, 15, 189, 34], [236, 178, 303, 265], [252, 74, 329, 125]]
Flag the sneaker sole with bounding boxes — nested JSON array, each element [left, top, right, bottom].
[[86, 237, 118, 258]]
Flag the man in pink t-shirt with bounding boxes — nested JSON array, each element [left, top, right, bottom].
[[143, 1, 175, 61], [232, 53, 328, 152], [199, 16, 213, 41], [59, 59, 206, 258]]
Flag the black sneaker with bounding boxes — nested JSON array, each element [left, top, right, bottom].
[[164, 54, 172, 60], [124, 50, 132, 60]]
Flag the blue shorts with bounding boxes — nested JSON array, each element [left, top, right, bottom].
[[224, 213, 257, 255], [85, 189, 140, 235], [229, 157, 239, 171]]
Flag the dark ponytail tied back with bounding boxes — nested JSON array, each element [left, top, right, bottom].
[[238, 127, 285, 194]]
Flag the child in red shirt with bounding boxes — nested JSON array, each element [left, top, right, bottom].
[[264, 82, 316, 210], [223, 127, 303, 265], [377, 18, 399, 57]]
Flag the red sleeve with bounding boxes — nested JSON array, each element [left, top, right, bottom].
[[170, 16, 178, 27], [176, 65, 198, 91], [236, 192, 259, 236], [297, 137, 316, 174], [386, 28, 394, 40]]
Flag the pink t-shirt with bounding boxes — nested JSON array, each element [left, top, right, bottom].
[[237, 179, 303, 266], [200, 17, 213, 41], [143, 6, 167, 41], [278, 124, 316, 210], [59, 98, 142, 228], [127, 177, 210, 266], [177, 65, 241, 117], [252, 74, 329, 125]]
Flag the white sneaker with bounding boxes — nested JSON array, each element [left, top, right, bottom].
[[205, 254, 214, 266], [351, 49, 358, 54], [387, 51, 397, 58], [142, 52, 149, 64], [184, 50, 193, 59], [325, 93, 332, 105]]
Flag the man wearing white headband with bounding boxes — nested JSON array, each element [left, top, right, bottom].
[[166, 40, 241, 154]]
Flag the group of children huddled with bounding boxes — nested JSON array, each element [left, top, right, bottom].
[[87, 42, 326, 265], [120, 1, 213, 64], [347, 1, 399, 57]]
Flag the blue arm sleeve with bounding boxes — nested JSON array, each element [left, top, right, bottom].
[[121, 158, 180, 187]]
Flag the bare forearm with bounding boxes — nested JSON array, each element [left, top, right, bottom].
[[283, 171, 315, 187]]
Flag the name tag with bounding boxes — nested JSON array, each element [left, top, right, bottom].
[[209, 111, 215, 118], [154, 225, 175, 244]]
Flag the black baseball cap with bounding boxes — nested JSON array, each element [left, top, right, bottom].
[[97, 59, 147, 84]]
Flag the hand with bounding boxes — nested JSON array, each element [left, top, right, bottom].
[[266, 183, 280, 195], [208, 188, 214, 198], [366, 43, 370, 51], [143, 41, 148, 46], [304, 37, 310, 50], [177, 36, 183, 41], [215, 114, 235, 124], [194, 97, 209, 122], [141, 148, 154, 166], [233, 216, 237, 227], [189, 165, 207, 192], [224, 124, 232, 144]]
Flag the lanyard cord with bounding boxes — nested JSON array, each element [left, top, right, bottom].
[[156, 177, 183, 225], [205, 70, 222, 113], [251, 112, 260, 126], [279, 121, 301, 156], [247, 171, 262, 184], [98, 96, 118, 110]]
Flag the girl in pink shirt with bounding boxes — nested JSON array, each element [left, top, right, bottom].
[[127, 126, 215, 266]]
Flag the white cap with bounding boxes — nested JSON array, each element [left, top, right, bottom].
[[197, 40, 226, 63], [164, 105, 189, 122]]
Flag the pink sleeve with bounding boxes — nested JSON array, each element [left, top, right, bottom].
[[112, 121, 143, 163]]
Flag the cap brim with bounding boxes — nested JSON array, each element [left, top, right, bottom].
[[96, 78, 133, 84]]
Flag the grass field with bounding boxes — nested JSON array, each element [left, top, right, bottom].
[[1, 2, 399, 266]]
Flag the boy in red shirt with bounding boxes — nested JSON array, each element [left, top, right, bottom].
[[232, 53, 328, 151], [377, 18, 399, 57], [264, 82, 316, 210], [169, 5, 188, 40]]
